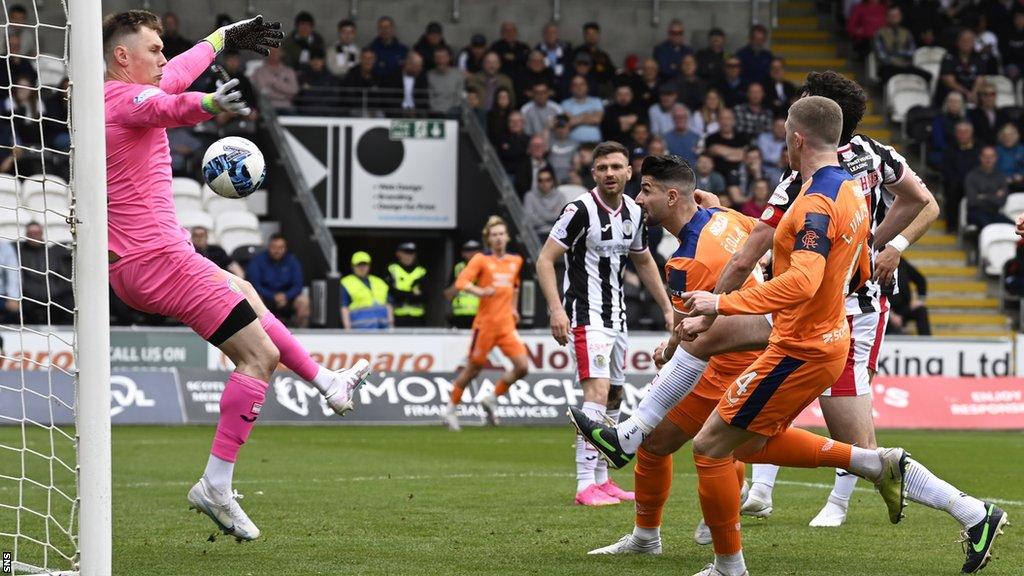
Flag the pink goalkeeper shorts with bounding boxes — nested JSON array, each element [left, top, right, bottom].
[[109, 241, 246, 341]]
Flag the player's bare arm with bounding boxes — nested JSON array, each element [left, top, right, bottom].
[[871, 164, 933, 249], [629, 249, 674, 331], [536, 238, 570, 345], [873, 191, 939, 285]]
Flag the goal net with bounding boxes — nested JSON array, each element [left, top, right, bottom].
[[0, 0, 110, 575]]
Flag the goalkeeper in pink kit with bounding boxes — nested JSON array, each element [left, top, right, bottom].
[[103, 11, 371, 540]]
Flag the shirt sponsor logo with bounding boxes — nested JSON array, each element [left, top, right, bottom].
[[709, 213, 728, 237], [132, 87, 161, 105], [761, 207, 774, 221]]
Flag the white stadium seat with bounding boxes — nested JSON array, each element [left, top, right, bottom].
[[0, 175, 19, 195], [37, 57, 66, 88], [21, 174, 67, 198], [177, 209, 214, 233], [1002, 192, 1024, 220], [983, 75, 1016, 107], [889, 91, 931, 123], [979, 223, 1019, 276], [205, 196, 248, 220], [218, 228, 263, 254], [171, 177, 203, 198], [214, 211, 259, 236], [865, 52, 879, 85], [173, 194, 204, 213], [24, 190, 69, 213], [912, 46, 946, 94]]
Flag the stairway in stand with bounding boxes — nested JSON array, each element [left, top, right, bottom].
[[771, 1, 1011, 337]]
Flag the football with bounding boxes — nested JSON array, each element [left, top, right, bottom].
[[202, 136, 266, 199]]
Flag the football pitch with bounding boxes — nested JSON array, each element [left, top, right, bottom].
[[5, 426, 1024, 575]]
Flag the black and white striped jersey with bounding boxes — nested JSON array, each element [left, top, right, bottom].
[[549, 188, 648, 331], [760, 134, 911, 314]]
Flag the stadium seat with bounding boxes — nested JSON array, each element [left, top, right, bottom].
[[244, 60, 264, 78], [983, 75, 1017, 107], [902, 105, 937, 166], [177, 209, 214, 233], [0, 188, 20, 211], [0, 222, 19, 242], [21, 174, 67, 198], [230, 244, 261, 268], [865, 52, 879, 85], [959, 197, 980, 265], [0, 176, 19, 196], [215, 211, 259, 236], [206, 196, 247, 220], [173, 194, 204, 213], [1003, 193, 1024, 219], [885, 74, 929, 107], [23, 190, 70, 213], [979, 223, 1018, 276], [219, 228, 263, 254], [889, 90, 931, 123], [171, 177, 203, 198], [46, 223, 73, 245], [37, 57, 66, 88], [1002, 105, 1024, 126], [912, 46, 946, 94]]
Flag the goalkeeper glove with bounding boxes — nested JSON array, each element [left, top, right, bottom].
[[201, 78, 251, 116], [204, 15, 283, 56]]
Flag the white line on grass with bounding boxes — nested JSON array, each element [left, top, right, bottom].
[[8, 470, 1021, 507]]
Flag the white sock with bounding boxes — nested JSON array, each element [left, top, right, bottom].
[[750, 464, 779, 500], [618, 349, 708, 453], [576, 401, 606, 493], [594, 407, 620, 485], [827, 470, 858, 507], [715, 550, 747, 576], [847, 446, 883, 481], [203, 453, 234, 500], [632, 525, 660, 541], [904, 459, 987, 528], [312, 365, 338, 396]]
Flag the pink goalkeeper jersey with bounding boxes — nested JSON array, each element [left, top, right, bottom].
[[105, 42, 216, 259]]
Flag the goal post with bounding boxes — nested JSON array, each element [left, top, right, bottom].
[[68, 0, 111, 574]]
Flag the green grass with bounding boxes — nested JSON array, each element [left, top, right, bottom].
[[2, 426, 1022, 575]]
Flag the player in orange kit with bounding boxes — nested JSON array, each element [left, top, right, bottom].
[[442, 215, 528, 431], [587, 154, 762, 555]]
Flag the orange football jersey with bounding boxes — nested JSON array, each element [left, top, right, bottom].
[[665, 207, 763, 394], [718, 165, 871, 359], [455, 252, 523, 331]]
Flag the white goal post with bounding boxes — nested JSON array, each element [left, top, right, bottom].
[[0, 0, 110, 574]]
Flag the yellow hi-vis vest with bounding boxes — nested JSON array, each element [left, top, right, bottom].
[[450, 261, 479, 317], [341, 274, 390, 329], [388, 263, 427, 317]]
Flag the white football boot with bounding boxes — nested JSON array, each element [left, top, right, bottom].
[[479, 394, 500, 426], [442, 405, 461, 431], [693, 518, 712, 545], [588, 533, 662, 555], [693, 563, 749, 576], [324, 359, 371, 416], [187, 476, 260, 541]]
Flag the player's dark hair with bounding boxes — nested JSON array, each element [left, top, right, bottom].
[[800, 70, 867, 145], [592, 141, 629, 162], [641, 154, 696, 193], [102, 10, 162, 59]]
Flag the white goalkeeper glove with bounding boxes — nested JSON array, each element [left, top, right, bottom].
[[201, 78, 251, 116]]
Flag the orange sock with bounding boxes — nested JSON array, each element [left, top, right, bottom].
[[694, 453, 743, 555], [634, 448, 673, 529], [494, 379, 509, 397], [739, 427, 852, 469], [451, 386, 465, 406], [734, 459, 746, 488]]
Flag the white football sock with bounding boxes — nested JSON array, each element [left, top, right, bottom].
[[617, 349, 707, 453], [715, 550, 747, 576], [847, 446, 882, 480], [750, 464, 779, 500], [632, 525, 660, 541], [576, 401, 606, 493], [594, 407, 620, 485], [904, 459, 987, 528], [312, 365, 339, 397], [827, 470, 858, 507], [203, 453, 234, 500]]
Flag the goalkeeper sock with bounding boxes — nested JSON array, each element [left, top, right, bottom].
[[210, 372, 268, 464], [259, 313, 321, 384]]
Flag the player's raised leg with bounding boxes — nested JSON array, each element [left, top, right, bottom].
[[568, 313, 771, 469], [232, 274, 370, 414]]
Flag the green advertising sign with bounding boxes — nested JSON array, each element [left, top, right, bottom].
[[110, 330, 208, 368], [389, 120, 445, 140]]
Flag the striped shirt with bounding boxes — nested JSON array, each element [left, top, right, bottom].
[[759, 134, 910, 314], [549, 189, 647, 331]]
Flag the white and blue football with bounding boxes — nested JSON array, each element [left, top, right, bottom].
[[202, 136, 266, 199]]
